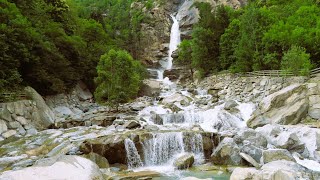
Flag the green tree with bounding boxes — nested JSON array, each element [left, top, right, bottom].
[[177, 40, 193, 79], [281, 46, 313, 75], [94, 49, 144, 107]]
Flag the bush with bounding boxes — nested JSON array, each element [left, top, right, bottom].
[[281, 46, 313, 76], [94, 49, 145, 107]]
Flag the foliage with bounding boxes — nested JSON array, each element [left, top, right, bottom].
[[94, 49, 144, 106], [1, 0, 148, 98], [178, 0, 320, 77], [177, 40, 193, 78], [281, 46, 313, 75]]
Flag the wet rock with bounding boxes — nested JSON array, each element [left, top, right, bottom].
[[262, 149, 295, 164], [139, 79, 161, 97], [174, 153, 195, 170], [211, 137, 243, 166], [240, 153, 260, 168], [117, 171, 161, 180], [0, 155, 104, 180], [80, 136, 127, 164], [83, 152, 109, 168], [123, 120, 141, 129], [224, 100, 238, 110]]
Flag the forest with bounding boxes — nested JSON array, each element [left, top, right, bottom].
[[1, 0, 320, 102], [178, 0, 320, 77], [0, 0, 148, 99]]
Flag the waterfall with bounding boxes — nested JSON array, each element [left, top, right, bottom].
[[124, 138, 143, 169], [142, 132, 185, 165], [184, 133, 205, 164], [156, 14, 181, 80], [166, 15, 181, 70]]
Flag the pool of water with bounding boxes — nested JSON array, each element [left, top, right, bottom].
[[154, 170, 230, 180]]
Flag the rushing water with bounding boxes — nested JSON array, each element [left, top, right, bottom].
[[166, 15, 181, 70], [124, 138, 143, 169], [143, 132, 185, 166]]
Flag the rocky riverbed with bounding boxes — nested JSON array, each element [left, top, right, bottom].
[[1, 0, 320, 179]]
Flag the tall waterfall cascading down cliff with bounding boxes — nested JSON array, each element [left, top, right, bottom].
[[157, 14, 181, 80]]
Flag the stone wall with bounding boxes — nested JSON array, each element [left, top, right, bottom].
[[0, 87, 56, 140]]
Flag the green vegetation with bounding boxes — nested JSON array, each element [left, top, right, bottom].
[[178, 0, 320, 77], [94, 49, 144, 106], [1, 0, 149, 104], [281, 46, 313, 76]]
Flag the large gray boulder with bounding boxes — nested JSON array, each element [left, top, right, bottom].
[[234, 129, 267, 148], [211, 137, 244, 166], [0, 156, 104, 180], [262, 149, 295, 164], [247, 84, 308, 128], [139, 79, 161, 97], [174, 153, 195, 170], [24, 86, 55, 129]]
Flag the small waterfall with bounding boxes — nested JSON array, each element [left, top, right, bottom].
[[166, 15, 181, 70], [184, 133, 205, 164], [142, 132, 185, 165], [124, 138, 143, 169]]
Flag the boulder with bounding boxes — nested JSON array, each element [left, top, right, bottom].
[[24, 86, 55, 129], [0, 155, 104, 180], [174, 153, 195, 170], [139, 79, 161, 97], [74, 81, 93, 101], [123, 120, 141, 129], [230, 167, 260, 180], [262, 149, 295, 164], [234, 129, 267, 148], [241, 144, 263, 163], [273, 132, 305, 152], [83, 152, 109, 168], [224, 100, 238, 110], [162, 93, 190, 106], [230, 160, 314, 180], [211, 138, 243, 166], [240, 153, 260, 168], [247, 84, 308, 128]]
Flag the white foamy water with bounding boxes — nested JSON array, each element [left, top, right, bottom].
[[124, 138, 143, 169], [166, 15, 181, 70]]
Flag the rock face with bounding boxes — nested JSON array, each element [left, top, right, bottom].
[[211, 137, 243, 166], [174, 153, 195, 169], [0, 87, 56, 139], [24, 86, 55, 129], [247, 84, 308, 128], [0, 156, 104, 180], [177, 0, 247, 39]]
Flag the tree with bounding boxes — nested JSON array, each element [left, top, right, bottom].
[[281, 46, 313, 75], [94, 49, 144, 107], [177, 40, 193, 79]]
